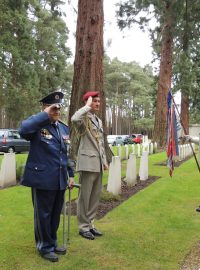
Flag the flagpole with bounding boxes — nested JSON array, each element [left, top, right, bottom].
[[171, 95, 200, 173]]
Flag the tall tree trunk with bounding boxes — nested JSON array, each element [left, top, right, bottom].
[[69, 0, 112, 162], [180, 0, 189, 134], [115, 106, 118, 134], [181, 94, 189, 134], [112, 104, 116, 135], [153, 3, 173, 147]]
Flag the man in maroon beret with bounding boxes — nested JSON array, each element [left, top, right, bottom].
[[71, 91, 108, 240]]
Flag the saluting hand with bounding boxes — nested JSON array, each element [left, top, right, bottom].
[[86, 96, 93, 107], [44, 104, 60, 115], [44, 104, 61, 122]]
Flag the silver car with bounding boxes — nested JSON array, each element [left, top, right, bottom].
[[107, 135, 124, 146], [0, 129, 30, 153]]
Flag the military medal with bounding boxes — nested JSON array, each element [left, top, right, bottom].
[[62, 135, 70, 144], [41, 129, 53, 139]]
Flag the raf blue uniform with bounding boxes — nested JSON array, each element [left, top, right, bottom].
[[19, 92, 74, 260]]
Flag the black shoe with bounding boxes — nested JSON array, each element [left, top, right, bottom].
[[90, 228, 103, 237], [196, 206, 200, 212], [79, 231, 95, 240], [40, 252, 59, 262], [54, 246, 67, 255]]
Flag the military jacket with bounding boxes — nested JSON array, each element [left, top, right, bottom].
[[19, 111, 74, 190], [71, 105, 108, 172]]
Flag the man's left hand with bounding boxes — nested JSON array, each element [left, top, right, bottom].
[[104, 164, 109, 170], [68, 177, 75, 189]]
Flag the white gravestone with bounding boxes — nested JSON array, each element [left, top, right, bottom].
[[178, 145, 182, 161], [0, 153, 16, 188], [199, 134, 200, 163], [142, 143, 149, 154], [117, 145, 121, 160], [143, 135, 148, 144], [137, 144, 141, 157], [125, 154, 137, 186], [149, 143, 154, 155], [139, 151, 148, 181], [125, 145, 129, 160], [107, 156, 121, 195], [131, 144, 135, 155], [154, 142, 157, 153]]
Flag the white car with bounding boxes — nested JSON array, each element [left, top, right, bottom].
[[107, 135, 124, 146]]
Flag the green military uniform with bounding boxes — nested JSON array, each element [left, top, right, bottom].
[[71, 105, 107, 236]]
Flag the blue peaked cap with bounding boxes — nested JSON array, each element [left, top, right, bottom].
[[39, 91, 64, 105]]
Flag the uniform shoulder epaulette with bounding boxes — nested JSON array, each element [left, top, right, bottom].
[[58, 120, 68, 127]]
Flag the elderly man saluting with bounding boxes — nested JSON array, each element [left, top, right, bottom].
[[71, 91, 108, 240], [19, 91, 74, 262]]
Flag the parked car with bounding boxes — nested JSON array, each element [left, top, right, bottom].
[[107, 135, 124, 146], [131, 134, 143, 144], [124, 135, 133, 144], [126, 134, 143, 144], [0, 129, 30, 153]]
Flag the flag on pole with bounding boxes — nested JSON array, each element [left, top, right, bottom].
[[166, 91, 179, 176]]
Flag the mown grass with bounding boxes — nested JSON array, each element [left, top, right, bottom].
[[0, 150, 200, 270]]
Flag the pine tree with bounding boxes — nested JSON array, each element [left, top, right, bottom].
[[0, 0, 71, 127], [117, 0, 184, 147]]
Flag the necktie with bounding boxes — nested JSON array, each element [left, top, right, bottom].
[[52, 123, 60, 138]]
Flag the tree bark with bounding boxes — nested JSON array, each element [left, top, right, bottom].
[[69, 0, 113, 162], [181, 93, 189, 134], [180, 0, 189, 134], [153, 4, 173, 147]]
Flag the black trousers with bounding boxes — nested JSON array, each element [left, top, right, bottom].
[[31, 188, 65, 254]]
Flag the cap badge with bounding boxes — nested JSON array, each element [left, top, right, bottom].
[[55, 94, 59, 100]]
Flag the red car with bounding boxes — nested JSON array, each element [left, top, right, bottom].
[[131, 134, 143, 144]]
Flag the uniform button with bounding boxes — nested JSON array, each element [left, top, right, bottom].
[[60, 166, 62, 169], [60, 151, 62, 154], [60, 158, 62, 161], [35, 167, 38, 170]]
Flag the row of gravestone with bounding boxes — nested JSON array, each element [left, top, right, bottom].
[[107, 143, 195, 196], [107, 152, 149, 195], [178, 143, 195, 161], [0, 149, 149, 190], [110, 142, 158, 160], [0, 143, 195, 190], [0, 142, 157, 189]]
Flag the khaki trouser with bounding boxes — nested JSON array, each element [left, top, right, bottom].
[[77, 171, 102, 232]]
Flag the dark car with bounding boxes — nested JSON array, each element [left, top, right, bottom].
[[0, 129, 30, 153], [122, 135, 131, 145]]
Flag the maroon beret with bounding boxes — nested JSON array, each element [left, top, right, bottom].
[[83, 91, 100, 101]]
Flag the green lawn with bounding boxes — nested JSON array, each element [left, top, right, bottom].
[[0, 151, 200, 270]]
